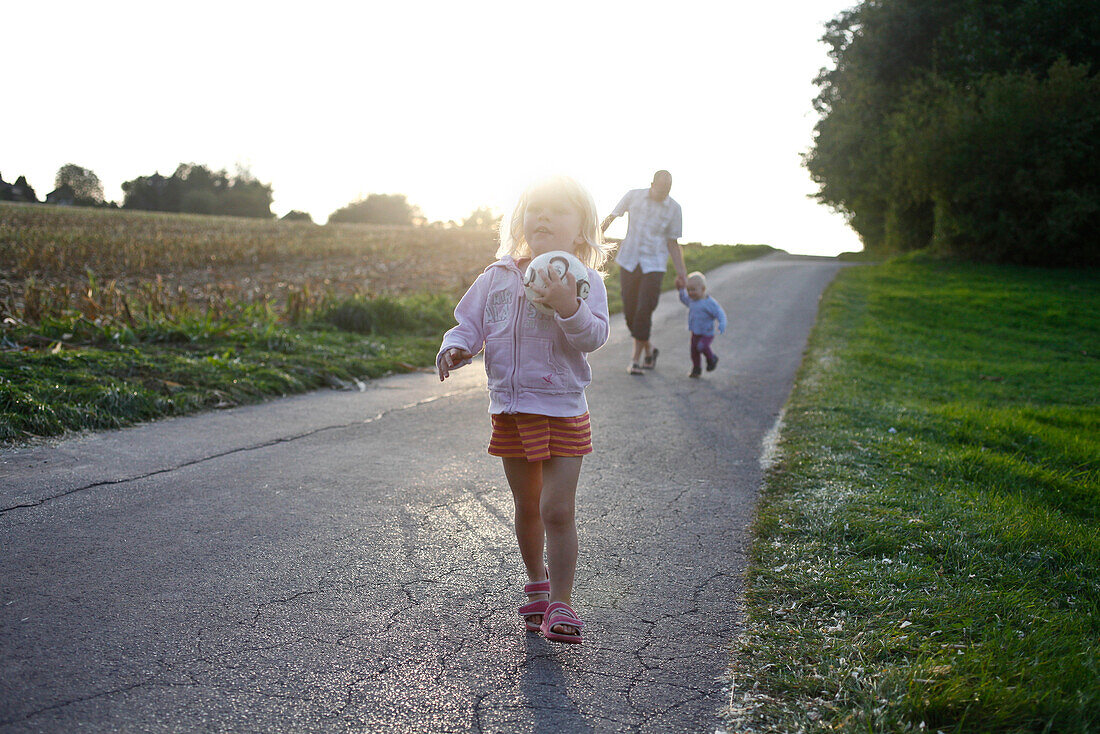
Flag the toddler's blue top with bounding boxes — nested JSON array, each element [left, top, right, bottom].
[[678, 289, 727, 337]]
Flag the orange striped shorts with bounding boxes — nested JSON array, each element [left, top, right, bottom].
[[488, 412, 593, 463]]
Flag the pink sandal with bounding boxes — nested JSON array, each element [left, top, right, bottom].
[[540, 601, 584, 644], [518, 579, 550, 632]]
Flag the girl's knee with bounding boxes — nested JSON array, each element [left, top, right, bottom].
[[514, 501, 541, 525], [539, 501, 576, 530]]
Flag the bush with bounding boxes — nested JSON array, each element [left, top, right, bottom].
[[328, 194, 423, 226], [319, 293, 455, 336], [181, 189, 219, 215], [895, 59, 1100, 266], [122, 163, 274, 219]]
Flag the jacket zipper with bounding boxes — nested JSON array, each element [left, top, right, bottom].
[[507, 264, 523, 413]]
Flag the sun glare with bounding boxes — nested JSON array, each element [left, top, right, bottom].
[[5, 0, 861, 256]]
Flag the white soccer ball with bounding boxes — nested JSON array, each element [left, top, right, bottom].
[[523, 250, 591, 315]]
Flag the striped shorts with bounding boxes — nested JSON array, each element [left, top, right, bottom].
[[488, 412, 593, 463]]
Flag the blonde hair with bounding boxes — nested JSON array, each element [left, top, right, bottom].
[[497, 175, 611, 271], [687, 271, 707, 286]]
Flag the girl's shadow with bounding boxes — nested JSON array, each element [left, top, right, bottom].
[[518, 633, 597, 733]]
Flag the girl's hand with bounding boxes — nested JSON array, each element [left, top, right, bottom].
[[529, 266, 580, 319], [437, 347, 473, 381]]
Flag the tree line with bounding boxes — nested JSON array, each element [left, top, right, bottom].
[[121, 164, 275, 219], [806, 0, 1100, 266], [1, 163, 500, 229]]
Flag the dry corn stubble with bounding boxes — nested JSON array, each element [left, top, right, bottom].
[[1, 203, 497, 326]]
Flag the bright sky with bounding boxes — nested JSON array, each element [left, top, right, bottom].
[[5, 1, 861, 256]]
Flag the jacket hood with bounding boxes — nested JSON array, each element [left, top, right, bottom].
[[487, 256, 523, 274]]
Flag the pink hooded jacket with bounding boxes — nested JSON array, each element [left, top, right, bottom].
[[437, 256, 610, 417]]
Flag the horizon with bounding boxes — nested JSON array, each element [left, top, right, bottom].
[[4, 1, 863, 255], [0, 170, 839, 252]]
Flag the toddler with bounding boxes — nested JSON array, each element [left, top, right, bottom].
[[437, 176, 611, 644], [678, 271, 727, 378]]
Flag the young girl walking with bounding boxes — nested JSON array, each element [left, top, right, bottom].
[[436, 176, 610, 644]]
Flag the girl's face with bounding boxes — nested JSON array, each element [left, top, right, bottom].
[[523, 194, 585, 256]]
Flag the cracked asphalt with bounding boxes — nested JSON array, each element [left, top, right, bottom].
[[0, 254, 844, 732]]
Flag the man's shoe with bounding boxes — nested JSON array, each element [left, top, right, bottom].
[[642, 348, 659, 369], [628, 363, 644, 375]]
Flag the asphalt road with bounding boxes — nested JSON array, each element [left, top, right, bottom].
[[0, 253, 844, 733]]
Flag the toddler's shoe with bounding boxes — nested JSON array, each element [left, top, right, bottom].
[[706, 354, 719, 372], [689, 367, 702, 378]]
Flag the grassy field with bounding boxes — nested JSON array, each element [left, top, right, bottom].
[[724, 258, 1099, 732], [0, 202, 774, 443]]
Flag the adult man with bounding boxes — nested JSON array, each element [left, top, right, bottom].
[[601, 170, 687, 375]]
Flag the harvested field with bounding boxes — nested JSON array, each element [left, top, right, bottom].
[[1, 202, 497, 324]]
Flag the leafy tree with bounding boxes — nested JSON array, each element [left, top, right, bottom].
[[219, 166, 274, 219], [461, 206, 500, 230], [121, 163, 273, 218], [894, 59, 1100, 265], [121, 172, 170, 211], [806, 0, 1100, 265], [328, 194, 424, 226], [55, 164, 104, 205], [805, 0, 965, 254], [180, 189, 219, 215]]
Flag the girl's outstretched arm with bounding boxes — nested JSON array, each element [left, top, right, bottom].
[[437, 270, 491, 378]]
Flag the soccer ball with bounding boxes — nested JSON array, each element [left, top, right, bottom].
[[523, 250, 591, 315]]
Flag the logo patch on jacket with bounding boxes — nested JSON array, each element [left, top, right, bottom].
[[525, 301, 555, 327], [486, 290, 513, 323]]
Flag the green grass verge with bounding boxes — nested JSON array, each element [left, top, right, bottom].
[[0, 317, 443, 443], [724, 259, 1099, 732], [1, 245, 777, 443]]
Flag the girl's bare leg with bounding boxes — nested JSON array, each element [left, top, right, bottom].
[[540, 456, 583, 635], [503, 458, 548, 622]]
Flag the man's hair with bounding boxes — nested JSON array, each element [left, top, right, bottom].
[[498, 175, 612, 270]]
